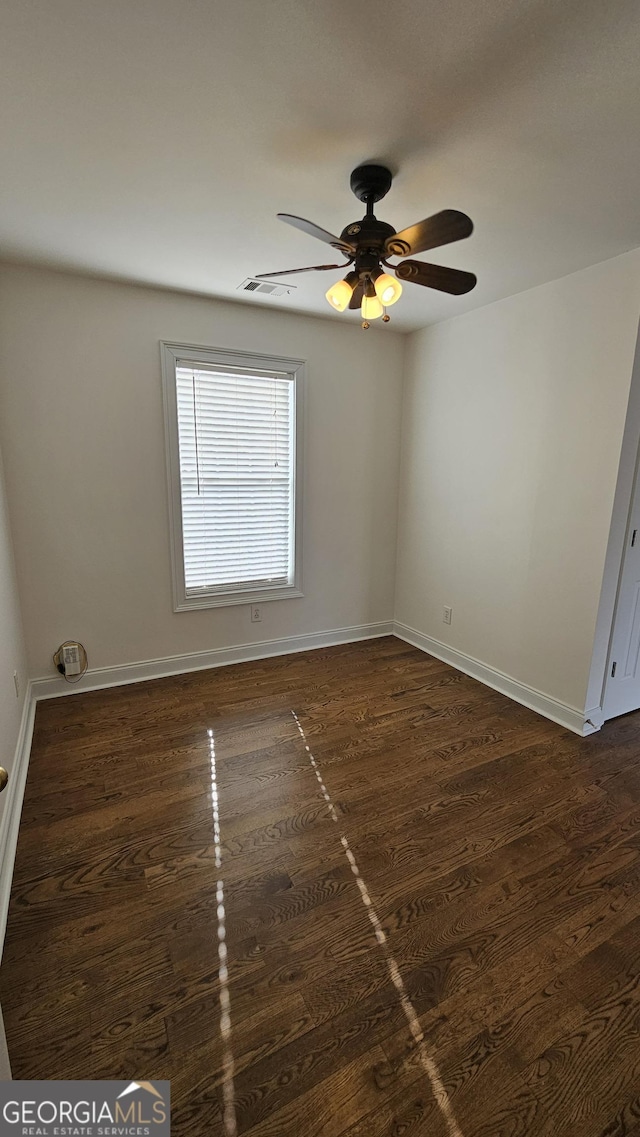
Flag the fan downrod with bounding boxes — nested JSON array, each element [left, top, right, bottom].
[[349, 164, 393, 205]]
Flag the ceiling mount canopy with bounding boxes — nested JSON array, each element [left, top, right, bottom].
[[256, 164, 477, 328]]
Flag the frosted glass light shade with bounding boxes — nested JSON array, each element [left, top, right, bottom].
[[374, 273, 403, 306], [361, 294, 383, 320], [325, 273, 357, 311]]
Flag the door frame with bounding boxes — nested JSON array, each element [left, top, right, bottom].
[[586, 320, 640, 725]]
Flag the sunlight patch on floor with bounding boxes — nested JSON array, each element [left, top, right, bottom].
[[209, 727, 237, 1137], [291, 710, 464, 1137]]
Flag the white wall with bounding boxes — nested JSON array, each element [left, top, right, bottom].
[[395, 250, 640, 714], [0, 265, 404, 678], [0, 439, 27, 771], [3, 252, 639, 721]]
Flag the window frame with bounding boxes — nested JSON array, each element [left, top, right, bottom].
[[161, 341, 305, 612]]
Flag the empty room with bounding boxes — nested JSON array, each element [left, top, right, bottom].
[[1, 2, 640, 1134]]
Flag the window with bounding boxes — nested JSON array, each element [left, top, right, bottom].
[[161, 342, 304, 610]]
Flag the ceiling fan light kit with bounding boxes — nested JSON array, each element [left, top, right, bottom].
[[256, 164, 476, 328]]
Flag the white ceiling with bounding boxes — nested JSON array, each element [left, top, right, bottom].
[[1, 0, 640, 331]]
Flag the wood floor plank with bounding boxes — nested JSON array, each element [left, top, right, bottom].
[[2, 637, 640, 1136]]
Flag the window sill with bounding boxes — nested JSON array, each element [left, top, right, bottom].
[[174, 585, 304, 612]]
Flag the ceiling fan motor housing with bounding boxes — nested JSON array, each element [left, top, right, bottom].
[[341, 214, 395, 263]]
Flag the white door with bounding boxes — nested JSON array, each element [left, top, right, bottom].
[[603, 453, 640, 719]]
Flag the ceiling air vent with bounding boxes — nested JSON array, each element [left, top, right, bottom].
[[237, 278, 296, 297]]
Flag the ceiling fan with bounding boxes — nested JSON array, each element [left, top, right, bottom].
[[256, 164, 476, 327]]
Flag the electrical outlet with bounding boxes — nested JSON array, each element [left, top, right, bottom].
[[62, 643, 82, 676], [250, 605, 262, 623], [13, 670, 19, 698], [443, 606, 452, 625]]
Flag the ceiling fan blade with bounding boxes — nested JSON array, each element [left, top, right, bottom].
[[349, 281, 364, 310], [385, 210, 473, 257], [278, 213, 355, 254], [396, 260, 477, 295], [255, 262, 350, 279]]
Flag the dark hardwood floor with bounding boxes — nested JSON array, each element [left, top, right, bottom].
[[2, 636, 640, 1135]]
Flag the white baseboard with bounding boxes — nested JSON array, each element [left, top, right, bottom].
[[393, 621, 598, 737], [0, 682, 36, 960], [30, 621, 395, 700]]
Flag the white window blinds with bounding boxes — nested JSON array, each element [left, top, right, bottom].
[[175, 364, 295, 596]]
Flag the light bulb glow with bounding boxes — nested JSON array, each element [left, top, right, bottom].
[[374, 273, 403, 307], [361, 294, 383, 320], [325, 272, 358, 312]]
